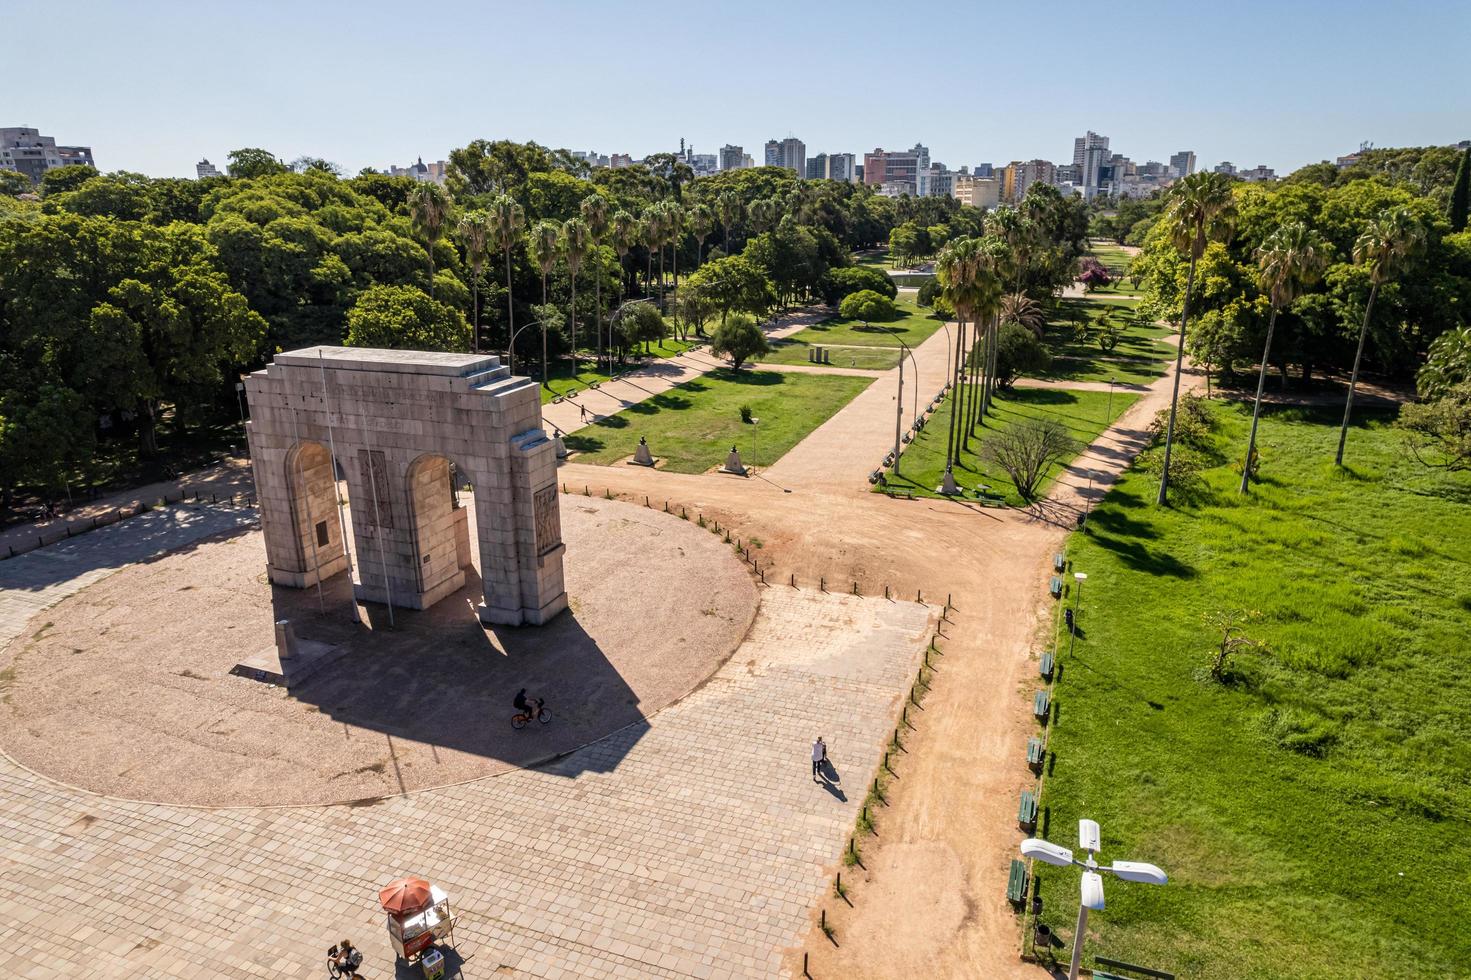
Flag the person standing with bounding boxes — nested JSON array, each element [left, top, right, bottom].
[[811, 736, 827, 782]]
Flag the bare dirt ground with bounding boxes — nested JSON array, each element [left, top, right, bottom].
[[0, 496, 758, 806]]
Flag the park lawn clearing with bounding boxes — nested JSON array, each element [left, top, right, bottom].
[[563, 368, 873, 473], [1041, 297, 1175, 386], [762, 341, 900, 371], [883, 385, 1138, 504], [1088, 240, 1135, 275], [1038, 404, 1471, 978], [784, 299, 946, 350]]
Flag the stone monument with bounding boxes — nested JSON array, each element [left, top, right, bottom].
[[244, 346, 567, 626]]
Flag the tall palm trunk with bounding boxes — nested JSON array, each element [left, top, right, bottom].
[[470, 277, 479, 354], [1335, 282, 1379, 467], [504, 248, 516, 373], [541, 274, 549, 386], [569, 275, 579, 379], [594, 261, 603, 372], [672, 244, 680, 340], [960, 328, 973, 452], [945, 319, 966, 469], [1156, 248, 1200, 505], [1239, 304, 1281, 493]]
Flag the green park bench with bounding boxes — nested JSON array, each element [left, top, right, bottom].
[[1033, 690, 1051, 724], [1026, 737, 1045, 774], [1049, 576, 1063, 598], [1054, 553, 1066, 573], [1017, 790, 1038, 831], [1040, 651, 1054, 680], [1007, 859, 1029, 909], [1093, 957, 1176, 980]]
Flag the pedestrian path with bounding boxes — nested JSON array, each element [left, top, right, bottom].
[[0, 502, 258, 649], [0, 587, 931, 980]]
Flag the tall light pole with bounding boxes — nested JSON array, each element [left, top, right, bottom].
[[875, 323, 919, 476], [1021, 819, 1167, 980]]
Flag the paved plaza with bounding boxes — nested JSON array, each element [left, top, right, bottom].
[[0, 496, 932, 978]]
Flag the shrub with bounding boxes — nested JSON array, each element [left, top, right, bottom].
[[710, 313, 771, 370], [981, 418, 1075, 499], [739, 404, 754, 424], [995, 322, 1051, 387], [821, 266, 897, 305], [838, 289, 898, 323]]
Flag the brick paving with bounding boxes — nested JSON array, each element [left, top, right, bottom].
[[0, 545, 931, 979]]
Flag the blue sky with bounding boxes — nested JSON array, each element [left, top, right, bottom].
[[12, 0, 1471, 179]]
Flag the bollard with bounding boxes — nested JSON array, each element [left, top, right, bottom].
[[821, 909, 825, 931], [760, 567, 766, 584], [852, 581, 858, 595], [803, 952, 810, 978], [92, 517, 98, 529], [584, 485, 590, 496], [836, 872, 842, 895], [918, 588, 923, 603], [862, 804, 868, 824], [664, 500, 669, 512], [790, 573, 796, 587], [901, 705, 907, 725], [645, 495, 650, 507], [820, 576, 825, 592]]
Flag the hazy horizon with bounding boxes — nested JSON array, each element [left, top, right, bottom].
[[12, 0, 1471, 180]]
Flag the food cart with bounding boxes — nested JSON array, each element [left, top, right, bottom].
[[379, 875, 458, 968]]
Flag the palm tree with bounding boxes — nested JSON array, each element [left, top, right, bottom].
[[642, 205, 665, 301], [529, 219, 561, 384], [716, 191, 742, 256], [408, 182, 453, 296], [487, 194, 525, 371], [749, 198, 779, 236], [936, 238, 982, 491], [972, 237, 1011, 430], [689, 203, 715, 267], [1239, 221, 1327, 492], [611, 209, 638, 298], [999, 292, 1046, 338], [455, 210, 492, 353], [1335, 206, 1424, 466], [580, 194, 611, 369], [665, 203, 685, 337], [560, 217, 593, 376], [1155, 171, 1236, 505]]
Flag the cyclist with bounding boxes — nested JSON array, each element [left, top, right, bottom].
[[513, 688, 543, 718]]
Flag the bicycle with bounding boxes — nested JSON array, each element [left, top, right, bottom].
[[511, 701, 552, 729], [326, 944, 362, 978]]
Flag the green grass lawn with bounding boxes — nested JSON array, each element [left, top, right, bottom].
[[1089, 241, 1136, 276], [853, 249, 894, 269], [538, 339, 698, 404], [883, 385, 1138, 504], [1041, 297, 1175, 386], [563, 368, 873, 472], [784, 299, 947, 350], [762, 343, 901, 370], [1037, 404, 1471, 978]]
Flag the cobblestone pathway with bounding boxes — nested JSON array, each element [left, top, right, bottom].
[[0, 579, 930, 979]]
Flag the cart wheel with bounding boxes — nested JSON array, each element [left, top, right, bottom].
[[511, 713, 528, 730], [537, 707, 552, 724]]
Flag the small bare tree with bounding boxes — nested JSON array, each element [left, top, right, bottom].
[[982, 418, 1076, 499], [1204, 609, 1264, 682]]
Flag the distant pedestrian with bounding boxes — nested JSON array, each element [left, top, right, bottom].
[[811, 736, 827, 782]]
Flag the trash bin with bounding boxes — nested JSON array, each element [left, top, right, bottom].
[[420, 947, 445, 980]]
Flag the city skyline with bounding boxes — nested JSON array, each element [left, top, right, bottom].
[[10, 0, 1468, 180]]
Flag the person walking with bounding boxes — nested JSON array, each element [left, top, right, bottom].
[[811, 736, 827, 782]]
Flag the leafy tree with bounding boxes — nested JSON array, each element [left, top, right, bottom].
[[981, 417, 1075, 499], [995, 321, 1051, 387], [407, 181, 453, 296], [610, 209, 639, 298], [1451, 146, 1470, 234], [580, 194, 611, 366], [821, 266, 896, 305], [0, 384, 93, 502], [689, 203, 715, 266], [226, 147, 289, 179], [716, 190, 743, 256], [1337, 206, 1424, 465], [838, 289, 898, 323], [1155, 171, 1236, 504], [291, 157, 342, 176], [345, 284, 470, 352], [685, 255, 776, 325], [622, 300, 668, 354], [1396, 381, 1471, 471], [0, 169, 31, 196], [1240, 221, 1327, 490], [1417, 324, 1471, 398], [710, 313, 771, 370], [38, 164, 97, 196]]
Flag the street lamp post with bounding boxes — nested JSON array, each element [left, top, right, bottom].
[[1067, 571, 1087, 660], [1020, 819, 1168, 980]]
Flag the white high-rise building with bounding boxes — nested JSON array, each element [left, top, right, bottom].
[[1, 126, 94, 184], [764, 137, 806, 174], [196, 158, 221, 179], [1169, 150, 1196, 178]]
